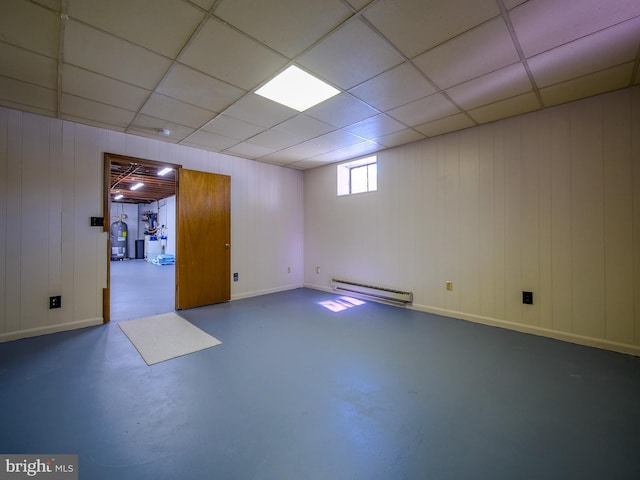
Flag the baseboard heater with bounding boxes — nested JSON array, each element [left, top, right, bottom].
[[332, 278, 413, 305]]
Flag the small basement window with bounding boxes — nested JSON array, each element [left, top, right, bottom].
[[337, 155, 377, 196]]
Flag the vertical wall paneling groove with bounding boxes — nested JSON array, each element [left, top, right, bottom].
[[503, 117, 522, 325], [304, 86, 640, 355], [631, 87, 640, 346], [48, 118, 63, 327], [61, 120, 76, 323], [0, 108, 7, 333], [493, 122, 506, 321], [6, 110, 22, 334], [21, 114, 49, 330], [570, 98, 606, 339], [459, 129, 480, 314], [520, 114, 540, 327], [549, 107, 572, 334], [537, 110, 553, 330], [602, 90, 634, 343], [478, 125, 495, 318]]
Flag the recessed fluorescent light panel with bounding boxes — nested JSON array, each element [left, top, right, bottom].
[[158, 167, 172, 176], [130, 182, 144, 191], [255, 65, 340, 111], [114, 194, 124, 200]]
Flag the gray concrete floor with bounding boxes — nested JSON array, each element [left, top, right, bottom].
[[1, 288, 639, 479], [110, 259, 175, 322]]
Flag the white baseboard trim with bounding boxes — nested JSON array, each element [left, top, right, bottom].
[[231, 284, 303, 301], [0, 317, 104, 343], [410, 303, 640, 357], [304, 283, 640, 356]]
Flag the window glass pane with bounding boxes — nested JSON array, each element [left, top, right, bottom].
[[368, 163, 377, 191], [350, 165, 368, 194]]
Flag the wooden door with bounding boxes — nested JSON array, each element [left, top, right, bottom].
[[176, 169, 230, 309]]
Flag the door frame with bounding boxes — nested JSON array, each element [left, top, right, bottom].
[[102, 153, 181, 323]]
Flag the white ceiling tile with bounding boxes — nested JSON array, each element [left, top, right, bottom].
[[223, 94, 297, 128], [528, 17, 640, 88], [413, 17, 520, 89], [67, 0, 204, 58], [446, 63, 532, 110], [61, 93, 136, 128], [510, 0, 640, 57], [128, 114, 195, 142], [64, 21, 172, 89], [33, 0, 62, 10], [288, 157, 336, 169], [214, 0, 352, 58], [272, 130, 363, 160], [183, 130, 239, 151], [180, 18, 288, 91], [305, 93, 379, 128], [312, 130, 365, 150], [246, 130, 300, 150], [60, 114, 127, 132], [0, 76, 56, 113], [157, 64, 245, 113], [271, 115, 335, 141], [309, 140, 381, 163], [202, 115, 265, 140], [344, 114, 405, 140], [415, 113, 476, 137], [0, 43, 57, 88], [349, 63, 436, 111], [298, 18, 404, 90], [141, 93, 216, 129], [63, 65, 150, 111], [0, 0, 59, 57], [364, 0, 500, 58], [375, 128, 425, 148], [225, 142, 275, 159], [387, 93, 459, 126], [468, 92, 540, 124], [540, 62, 634, 107], [503, 0, 528, 9], [344, 0, 374, 10], [190, 0, 215, 10], [261, 147, 310, 164]]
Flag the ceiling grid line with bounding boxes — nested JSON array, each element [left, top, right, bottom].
[[496, 0, 544, 109], [1, 0, 639, 169]]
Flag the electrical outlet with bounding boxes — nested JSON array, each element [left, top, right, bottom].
[[523, 291, 533, 305], [287, 266, 291, 274], [316, 266, 320, 274], [233, 273, 239, 282], [446, 281, 453, 291], [50, 295, 61, 309]]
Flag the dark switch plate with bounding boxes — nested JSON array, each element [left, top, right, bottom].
[[90, 216, 104, 227], [50, 296, 61, 309], [522, 291, 533, 305]]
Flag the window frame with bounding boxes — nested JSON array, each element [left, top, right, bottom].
[[337, 155, 377, 196]]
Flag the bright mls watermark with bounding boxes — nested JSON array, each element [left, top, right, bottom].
[[1, 455, 77, 479]]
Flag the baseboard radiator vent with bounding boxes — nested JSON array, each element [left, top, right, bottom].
[[332, 279, 413, 305]]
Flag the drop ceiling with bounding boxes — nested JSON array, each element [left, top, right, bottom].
[[1, 0, 639, 170]]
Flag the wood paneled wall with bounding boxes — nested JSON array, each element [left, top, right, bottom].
[[304, 86, 640, 355], [0, 107, 304, 341]]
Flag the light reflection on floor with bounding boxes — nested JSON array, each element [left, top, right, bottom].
[[319, 296, 366, 312]]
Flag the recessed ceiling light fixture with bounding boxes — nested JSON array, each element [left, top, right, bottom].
[[255, 65, 340, 112], [158, 167, 172, 176], [130, 182, 144, 191]]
